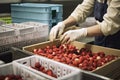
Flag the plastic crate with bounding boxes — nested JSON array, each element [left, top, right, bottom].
[[20, 21, 50, 32], [19, 30, 48, 41], [56, 12, 63, 19], [0, 22, 49, 52], [0, 63, 47, 80], [0, 35, 21, 46], [0, 36, 48, 53], [0, 26, 15, 37], [11, 10, 51, 20], [13, 55, 81, 80], [0, 31, 48, 50], [12, 17, 52, 26], [2, 23, 37, 35], [11, 3, 52, 20], [20, 21, 49, 31], [52, 17, 63, 24], [34, 3, 63, 19], [13, 55, 112, 80], [11, 3, 63, 28]]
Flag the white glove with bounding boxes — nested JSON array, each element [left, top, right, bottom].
[[49, 22, 65, 41], [60, 28, 87, 44]]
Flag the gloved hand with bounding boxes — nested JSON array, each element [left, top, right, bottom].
[[60, 28, 87, 44], [49, 22, 65, 41]]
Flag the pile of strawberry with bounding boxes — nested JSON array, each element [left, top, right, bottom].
[[0, 75, 22, 80], [34, 44, 118, 71], [31, 62, 57, 78]]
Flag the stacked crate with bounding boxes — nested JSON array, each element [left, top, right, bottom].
[[0, 22, 49, 53], [0, 63, 47, 80], [11, 3, 63, 30]]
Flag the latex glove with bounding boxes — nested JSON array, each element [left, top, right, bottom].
[[49, 22, 65, 41], [60, 28, 87, 44]]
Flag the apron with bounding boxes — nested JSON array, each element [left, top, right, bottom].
[[94, 0, 120, 49]]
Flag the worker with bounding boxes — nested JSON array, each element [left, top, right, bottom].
[[49, 0, 120, 49]]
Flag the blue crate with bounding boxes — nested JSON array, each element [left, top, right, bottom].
[[35, 3, 63, 19], [11, 3, 52, 20], [12, 17, 52, 25], [25, 3, 63, 12], [56, 17, 63, 23], [51, 17, 63, 30], [11, 11, 51, 20], [52, 17, 63, 24], [11, 3, 63, 29], [11, 3, 52, 13], [56, 12, 63, 19]]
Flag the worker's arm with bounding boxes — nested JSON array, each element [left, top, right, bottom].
[[87, 0, 120, 37], [97, 0, 120, 36], [87, 24, 103, 37], [60, 24, 104, 44], [49, 0, 95, 41], [70, 0, 95, 24]]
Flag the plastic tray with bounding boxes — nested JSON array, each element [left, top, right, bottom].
[[13, 55, 81, 80], [0, 63, 47, 80]]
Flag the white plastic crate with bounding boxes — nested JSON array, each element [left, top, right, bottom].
[[13, 55, 81, 80], [0, 30, 48, 46], [0, 63, 47, 80], [0, 22, 49, 52], [2, 23, 36, 35], [0, 36, 48, 53], [19, 31, 48, 42], [21, 22, 49, 37], [0, 35, 21, 46], [0, 26, 15, 37], [20, 21, 49, 32]]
